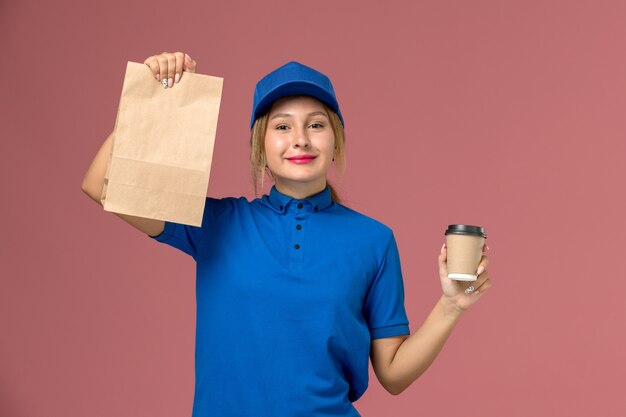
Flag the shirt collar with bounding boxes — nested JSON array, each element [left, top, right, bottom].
[[265, 185, 333, 213]]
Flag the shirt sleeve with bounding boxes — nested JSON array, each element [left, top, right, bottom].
[[148, 197, 234, 261], [363, 232, 411, 339]]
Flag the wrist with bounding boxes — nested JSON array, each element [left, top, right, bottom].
[[439, 295, 465, 321]]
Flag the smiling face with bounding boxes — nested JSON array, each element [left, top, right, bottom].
[[264, 95, 336, 199]]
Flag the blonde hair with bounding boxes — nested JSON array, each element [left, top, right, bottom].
[[250, 103, 346, 203]]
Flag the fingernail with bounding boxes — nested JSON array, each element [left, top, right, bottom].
[[156, 73, 160, 81], [175, 73, 180, 83], [441, 243, 446, 253], [477, 265, 485, 275], [168, 78, 174, 88], [185, 53, 191, 62]]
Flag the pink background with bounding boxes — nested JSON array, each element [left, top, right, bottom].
[[2, 0, 625, 416]]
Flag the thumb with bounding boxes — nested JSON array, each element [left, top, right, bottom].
[[438, 243, 448, 277]]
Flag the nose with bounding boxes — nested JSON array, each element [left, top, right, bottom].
[[292, 125, 310, 149]]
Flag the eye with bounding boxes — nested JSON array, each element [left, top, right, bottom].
[[309, 122, 325, 129], [275, 124, 289, 130]]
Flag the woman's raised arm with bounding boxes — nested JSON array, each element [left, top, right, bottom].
[[80, 131, 165, 237], [80, 52, 198, 237]]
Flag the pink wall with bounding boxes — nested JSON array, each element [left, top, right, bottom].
[[2, 0, 625, 416]]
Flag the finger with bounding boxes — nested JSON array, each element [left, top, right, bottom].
[[475, 270, 489, 286], [464, 283, 478, 294], [143, 56, 160, 80], [156, 54, 169, 84], [476, 255, 490, 275], [463, 270, 489, 293], [165, 53, 176, 88], [438, 243, 447, 278], [173, 51, 184, 83], [184, 53, 197, 73], [472, 277, 492, 295]]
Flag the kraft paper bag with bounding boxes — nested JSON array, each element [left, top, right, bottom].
[[102, 61, 223, 226]]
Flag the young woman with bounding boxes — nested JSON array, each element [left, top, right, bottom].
[[81, 52, 492, 417]]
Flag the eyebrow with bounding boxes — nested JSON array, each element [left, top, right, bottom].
[[269, 111, 329, 120]]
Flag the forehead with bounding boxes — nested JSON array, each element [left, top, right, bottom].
[[268, 95, 328, 116]]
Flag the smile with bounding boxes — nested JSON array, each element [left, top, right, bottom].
[[286, 155, 316, 164]]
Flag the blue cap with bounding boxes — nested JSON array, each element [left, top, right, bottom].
[[251, 61, 344, 128]]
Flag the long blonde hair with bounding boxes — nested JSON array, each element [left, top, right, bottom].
[[249, 103, 346, 203]]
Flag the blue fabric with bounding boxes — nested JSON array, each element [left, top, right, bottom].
[[150, 186, 410, 417], [251, 61, 344, 128]]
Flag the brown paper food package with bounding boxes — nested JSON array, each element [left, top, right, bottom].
[[101, 62, 223, 226]]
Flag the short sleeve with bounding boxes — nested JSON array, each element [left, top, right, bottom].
[[148, 197, 235, 260], [363, 232, 411, 339]]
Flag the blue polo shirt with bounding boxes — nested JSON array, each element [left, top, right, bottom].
[[150, 185, 410, 417]]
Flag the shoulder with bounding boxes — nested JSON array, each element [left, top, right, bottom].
[[200, 195, 254, 223], [333, 203, 393, 232], [331, 203, 394, 244]]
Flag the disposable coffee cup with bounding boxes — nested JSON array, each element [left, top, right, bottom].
[[444, 224, 487, 281]]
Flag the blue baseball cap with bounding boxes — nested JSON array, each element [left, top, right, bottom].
[[251, 61, 344, 128]]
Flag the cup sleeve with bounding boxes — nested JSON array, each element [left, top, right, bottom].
[[363, 232, 411, 339]]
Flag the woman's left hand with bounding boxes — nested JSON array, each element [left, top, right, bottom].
[[438, 243, 492, 313]]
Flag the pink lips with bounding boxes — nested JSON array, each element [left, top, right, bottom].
[[286, 155, 316, 164]]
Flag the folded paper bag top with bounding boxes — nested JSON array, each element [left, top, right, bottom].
[[102, 62, 223, 227]]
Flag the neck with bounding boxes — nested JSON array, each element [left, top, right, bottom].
[[274, 178, 327, 199]]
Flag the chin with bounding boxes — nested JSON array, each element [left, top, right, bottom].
[[287, 176, 324, 184]]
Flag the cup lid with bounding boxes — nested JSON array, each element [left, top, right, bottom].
[[444, 224, 487, 238]]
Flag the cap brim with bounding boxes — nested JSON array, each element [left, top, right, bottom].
[[252, 81, 341, 127]]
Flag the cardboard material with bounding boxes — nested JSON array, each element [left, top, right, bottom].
[[445, 234, 485, 281], [102, 62, 223, 226]]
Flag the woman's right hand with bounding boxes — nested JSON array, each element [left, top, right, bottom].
[[143, 52, 197, 89]]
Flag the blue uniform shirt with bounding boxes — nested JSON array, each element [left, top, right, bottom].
[[150, 185, 410, 417]]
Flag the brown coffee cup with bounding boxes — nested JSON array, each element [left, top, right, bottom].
[[444, 225, 487, 281]]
